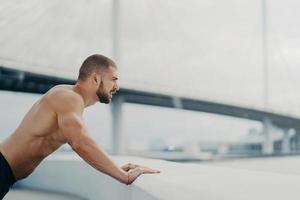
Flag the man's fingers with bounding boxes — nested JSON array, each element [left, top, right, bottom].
[[123, 163, 161, 182], [140, 166, 161, 174], [129, 163, 139, 168], [126, 166, 161, 185]]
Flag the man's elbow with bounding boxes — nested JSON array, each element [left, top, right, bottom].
[[70, 141, 81, 151], [69, 139, 86, 152], [69, 136, 93, 152]]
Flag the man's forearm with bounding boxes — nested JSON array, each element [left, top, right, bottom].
[[71, 137, 128, 184]]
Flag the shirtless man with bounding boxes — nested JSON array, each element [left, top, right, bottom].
[[0, 54, 160, 199]]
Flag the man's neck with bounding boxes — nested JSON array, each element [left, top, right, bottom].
[[73, 82, 95, 107]]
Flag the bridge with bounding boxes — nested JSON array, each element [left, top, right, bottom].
[[1, 66, 300, 156]]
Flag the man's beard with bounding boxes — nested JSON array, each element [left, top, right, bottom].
[[96, 81, 111, 104]]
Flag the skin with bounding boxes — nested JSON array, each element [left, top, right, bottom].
[[0, 66, 160, 184]]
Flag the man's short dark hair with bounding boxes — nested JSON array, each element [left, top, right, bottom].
[[77, 54, 117, 81]]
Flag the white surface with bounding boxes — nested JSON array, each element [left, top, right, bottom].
[[205, 155, 300, 175], [4, 189, 84, 200], [19, 154, 300, 200]]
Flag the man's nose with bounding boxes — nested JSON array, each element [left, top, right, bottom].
[[115, 83, 120, 91], [113, 83, 119, 93]]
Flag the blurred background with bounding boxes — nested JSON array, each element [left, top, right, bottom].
[[1, 0, 300, 198]]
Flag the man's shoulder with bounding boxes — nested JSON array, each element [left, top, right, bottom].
[[45, 85, 84, 112]]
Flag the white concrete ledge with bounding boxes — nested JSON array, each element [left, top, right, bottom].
[[18, 154, 300, 200]]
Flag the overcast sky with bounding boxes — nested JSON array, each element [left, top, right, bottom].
[[1, 0, 300, 115], [1, 0, 300, 148]]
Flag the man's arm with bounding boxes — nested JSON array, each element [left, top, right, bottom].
[[56, 96, 128, 184], [55, 92, 160, 185]]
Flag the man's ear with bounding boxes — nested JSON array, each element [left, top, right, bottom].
[[92, 73, 101, 85]]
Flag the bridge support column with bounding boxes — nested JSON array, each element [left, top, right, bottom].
[[110, 96, 126, 155], [296, 131, 300, 152], [282, 129, 291, 155], [262, 117, 274, 155], [289, 129, 299, 153]]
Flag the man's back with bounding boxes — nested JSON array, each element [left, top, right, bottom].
[[0, 85, 82, 180]]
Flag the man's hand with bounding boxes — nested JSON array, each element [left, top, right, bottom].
[[121, 163, 139, 172], [121, 163, 161, 185]]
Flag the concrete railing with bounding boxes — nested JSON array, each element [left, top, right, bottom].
[[18, 154, 300, 200]]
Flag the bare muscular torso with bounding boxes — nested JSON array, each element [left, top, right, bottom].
[[0, 85, 80, 180]]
